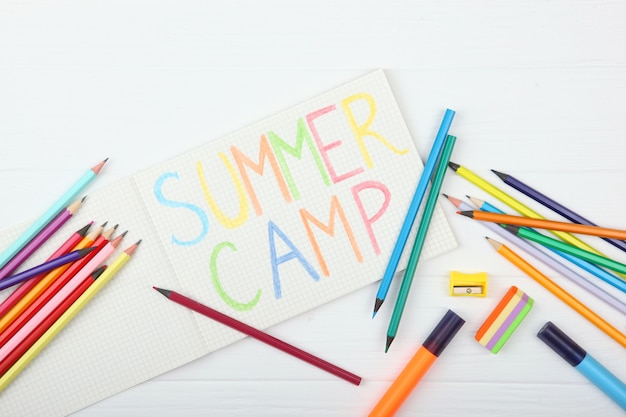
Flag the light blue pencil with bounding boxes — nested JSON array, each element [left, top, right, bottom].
[[373, 109, 455, 317], [0, 159, 107, 270]]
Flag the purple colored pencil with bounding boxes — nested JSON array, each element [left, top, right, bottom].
[[0, 197, 85, 281], [0, 247, 95, 292], [491, 170, 626, 253]]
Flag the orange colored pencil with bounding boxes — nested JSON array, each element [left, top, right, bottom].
[[459, 210, 626, 241], [487, 237, 626, 348]]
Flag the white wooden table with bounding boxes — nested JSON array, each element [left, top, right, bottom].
[[0, 1, 624, 416]]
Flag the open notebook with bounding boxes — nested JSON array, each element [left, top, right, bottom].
[[0, 70, 457, 416]]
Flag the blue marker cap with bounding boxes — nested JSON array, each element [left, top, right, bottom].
[[423, 309, 465, 357], [537, 321, 586, 367]]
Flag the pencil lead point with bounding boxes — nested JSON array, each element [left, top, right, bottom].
[[113, 224, 119, 230], [91, 265, 107, 279], [448, 161, 460, 171], [491, 169, 507, 181], [136, 239, 142, 245], [442, 193, 449, 199], [373, 298, 384, 317], [153, 286, 171, 298], [385, 336, 395, 353], [81, 195, 88, 202], [457, 210, 473, 218], [100, 221, 108, 227], [120, 230, 128, 237]]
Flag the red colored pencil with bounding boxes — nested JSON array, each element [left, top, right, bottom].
[[0, 226, 116, 347], [0, 267, 106, 377], [0, 222, 92, 319], [153, 287, 362, 386]]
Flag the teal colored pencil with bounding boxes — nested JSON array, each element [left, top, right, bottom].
[[386, 135, 457, 352], [373, 108, 455, 317], [506, 225, 626, 276], [0, 159, 107, 270]]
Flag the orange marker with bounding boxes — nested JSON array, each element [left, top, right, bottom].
[[369, 310, 465, 417]]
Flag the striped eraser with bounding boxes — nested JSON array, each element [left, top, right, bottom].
[[475, 286, 533, 353]]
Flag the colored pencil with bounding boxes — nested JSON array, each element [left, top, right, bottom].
[[0, 248, 95, 292], [153, 287, 362, 386], [486, 237, 626, 348], [373, 109, 455, 317], [458, 195, 626, 314], [445, 195, 626, 315], [0, 266, 106, 377], [0, 197, 86, 280], [0, 234, 124, 363], [492, 169, 626, 254], [447, 162, 619, 267], [459, 209, 626, 242], [0, 222, 92, 319], [386, 135, 457, 352], [0, 241, 139, 390], [0, 158, 107, 271], [0, 225, 114, 345], [502, 225, 626, 289]]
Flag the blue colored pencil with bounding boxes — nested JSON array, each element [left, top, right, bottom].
[[0, 159, 107, 270], [372, 109, 455, 317]]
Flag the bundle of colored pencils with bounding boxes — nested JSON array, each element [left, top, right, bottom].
[[0, 159, 140, 391]]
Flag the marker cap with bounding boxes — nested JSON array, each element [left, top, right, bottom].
[[537, 321, 586, 367], [423, 309, 465, 357]]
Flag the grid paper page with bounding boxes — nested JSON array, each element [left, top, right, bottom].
[[0, 70, 457, 416]]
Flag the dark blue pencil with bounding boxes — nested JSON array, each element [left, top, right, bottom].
[[491, 169, 626, 253]]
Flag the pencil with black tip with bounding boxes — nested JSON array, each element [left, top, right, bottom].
[[153, 287, 362, 386], [491, 169, 626, 254]]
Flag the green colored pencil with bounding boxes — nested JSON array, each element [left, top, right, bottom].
[[505, 225, 626, 275], [386, 134, 457, 352]]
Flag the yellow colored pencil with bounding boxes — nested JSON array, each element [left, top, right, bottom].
[[0, 241, 140, 391], [487, 237, 626, 349]]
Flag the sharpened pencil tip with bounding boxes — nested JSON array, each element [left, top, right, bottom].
[[448, 161, 460, 171], [373, 298, 384, 317], [457, 210, 473, 218], [153, 286, 171, 298], [491, 169, 507, 181], [92, 158, 109, 175], [385, 336, 395, 353]]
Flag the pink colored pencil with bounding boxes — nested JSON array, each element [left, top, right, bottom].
[[0, 233, 124, 362], [0, 198, 86, 281], [0, 222, 92, 319]]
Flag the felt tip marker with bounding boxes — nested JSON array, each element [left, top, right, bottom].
[[537, 321, 626, 411], [369, 310, 465, 417]]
